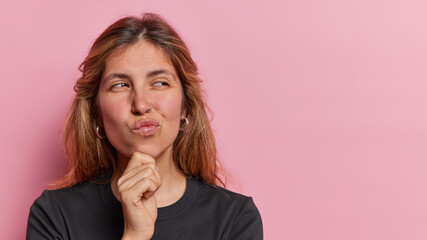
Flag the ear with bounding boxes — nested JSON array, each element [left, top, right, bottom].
[[180, 101, 188, 118], [181, 107, 189, 120]]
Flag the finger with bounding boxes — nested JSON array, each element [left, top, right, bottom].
[[133, 178, 159, 199], [124, 152, 156, 173], [118, 167, 159, 192], [120, 177, 159, 202], [118, 162, 159, 187]]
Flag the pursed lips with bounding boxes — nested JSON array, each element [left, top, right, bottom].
[[133, 118, 160, 136]]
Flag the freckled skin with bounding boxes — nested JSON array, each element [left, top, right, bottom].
[[98, 41, 184, 161]]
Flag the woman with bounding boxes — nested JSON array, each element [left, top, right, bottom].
[[27, 13, 263, 239]]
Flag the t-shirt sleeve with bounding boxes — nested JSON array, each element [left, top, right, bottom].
[[228, 197, 263, 240], [26, 191, 64, 240]]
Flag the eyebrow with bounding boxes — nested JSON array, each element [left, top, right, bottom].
[[102, 73, 130, 83], [102, 69, 176, 83], [146, 69, 176, 81]]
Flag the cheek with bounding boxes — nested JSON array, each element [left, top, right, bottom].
[[155, 92, 183, 124], [99, 96, 129, 130]]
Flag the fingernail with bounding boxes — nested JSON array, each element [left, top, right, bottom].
[[156, 165, 159, 171]]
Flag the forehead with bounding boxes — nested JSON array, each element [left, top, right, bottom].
[[104, 41, 176, 75]]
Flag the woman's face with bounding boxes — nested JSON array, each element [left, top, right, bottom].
[[97, 41, 184, 160]]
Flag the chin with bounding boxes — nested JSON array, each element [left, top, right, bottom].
[[132, 143, 173, 159]]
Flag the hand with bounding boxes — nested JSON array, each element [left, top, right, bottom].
[[118, 152, 162, 240]]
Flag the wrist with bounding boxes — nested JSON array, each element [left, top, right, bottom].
[[122, 231, 151, 240], [122, 235, 150, 240]]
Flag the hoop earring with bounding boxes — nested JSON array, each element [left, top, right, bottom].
[[96, 126, 106, 139], [180, 116, 189, 130]]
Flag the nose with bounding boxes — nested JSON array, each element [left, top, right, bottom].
[[131, 90, 152, 115]]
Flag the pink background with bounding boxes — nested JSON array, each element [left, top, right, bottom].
[[1, 0, 427, 239]]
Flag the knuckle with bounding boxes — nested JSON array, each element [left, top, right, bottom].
[[145, 162, 155, 170], [147, 166, 155, 174], [117, 177, 124, 186], [141, 177, 151, 185], [117, 184, 127, 193], [119, 191, 130, 201]]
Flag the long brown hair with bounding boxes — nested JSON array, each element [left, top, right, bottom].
[[54, 13, 223, 188]]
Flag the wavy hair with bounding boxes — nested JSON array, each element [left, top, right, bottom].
[[54, 13, 223, 188]]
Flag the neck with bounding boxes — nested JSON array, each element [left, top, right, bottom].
[[111, 149, 187, 208]]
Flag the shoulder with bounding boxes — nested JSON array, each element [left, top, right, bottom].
[[29, 176, 114, 220], [196, 179, 251, 202], [27, 180, 114, 239], [189, 178, 263, 239], [35, 181, 104, 207], [27, 182, 96, 239], [33, 172, 112, 208], [191, 177, 256, 206]]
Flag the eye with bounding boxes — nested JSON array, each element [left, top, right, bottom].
[[152, 81, 170, 87], [111, 82, 129, 89]]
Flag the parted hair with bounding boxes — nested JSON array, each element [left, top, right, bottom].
[[54, 13, 223, 188]]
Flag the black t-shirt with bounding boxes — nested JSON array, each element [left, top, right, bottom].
[[27, 176, 263, 239]]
